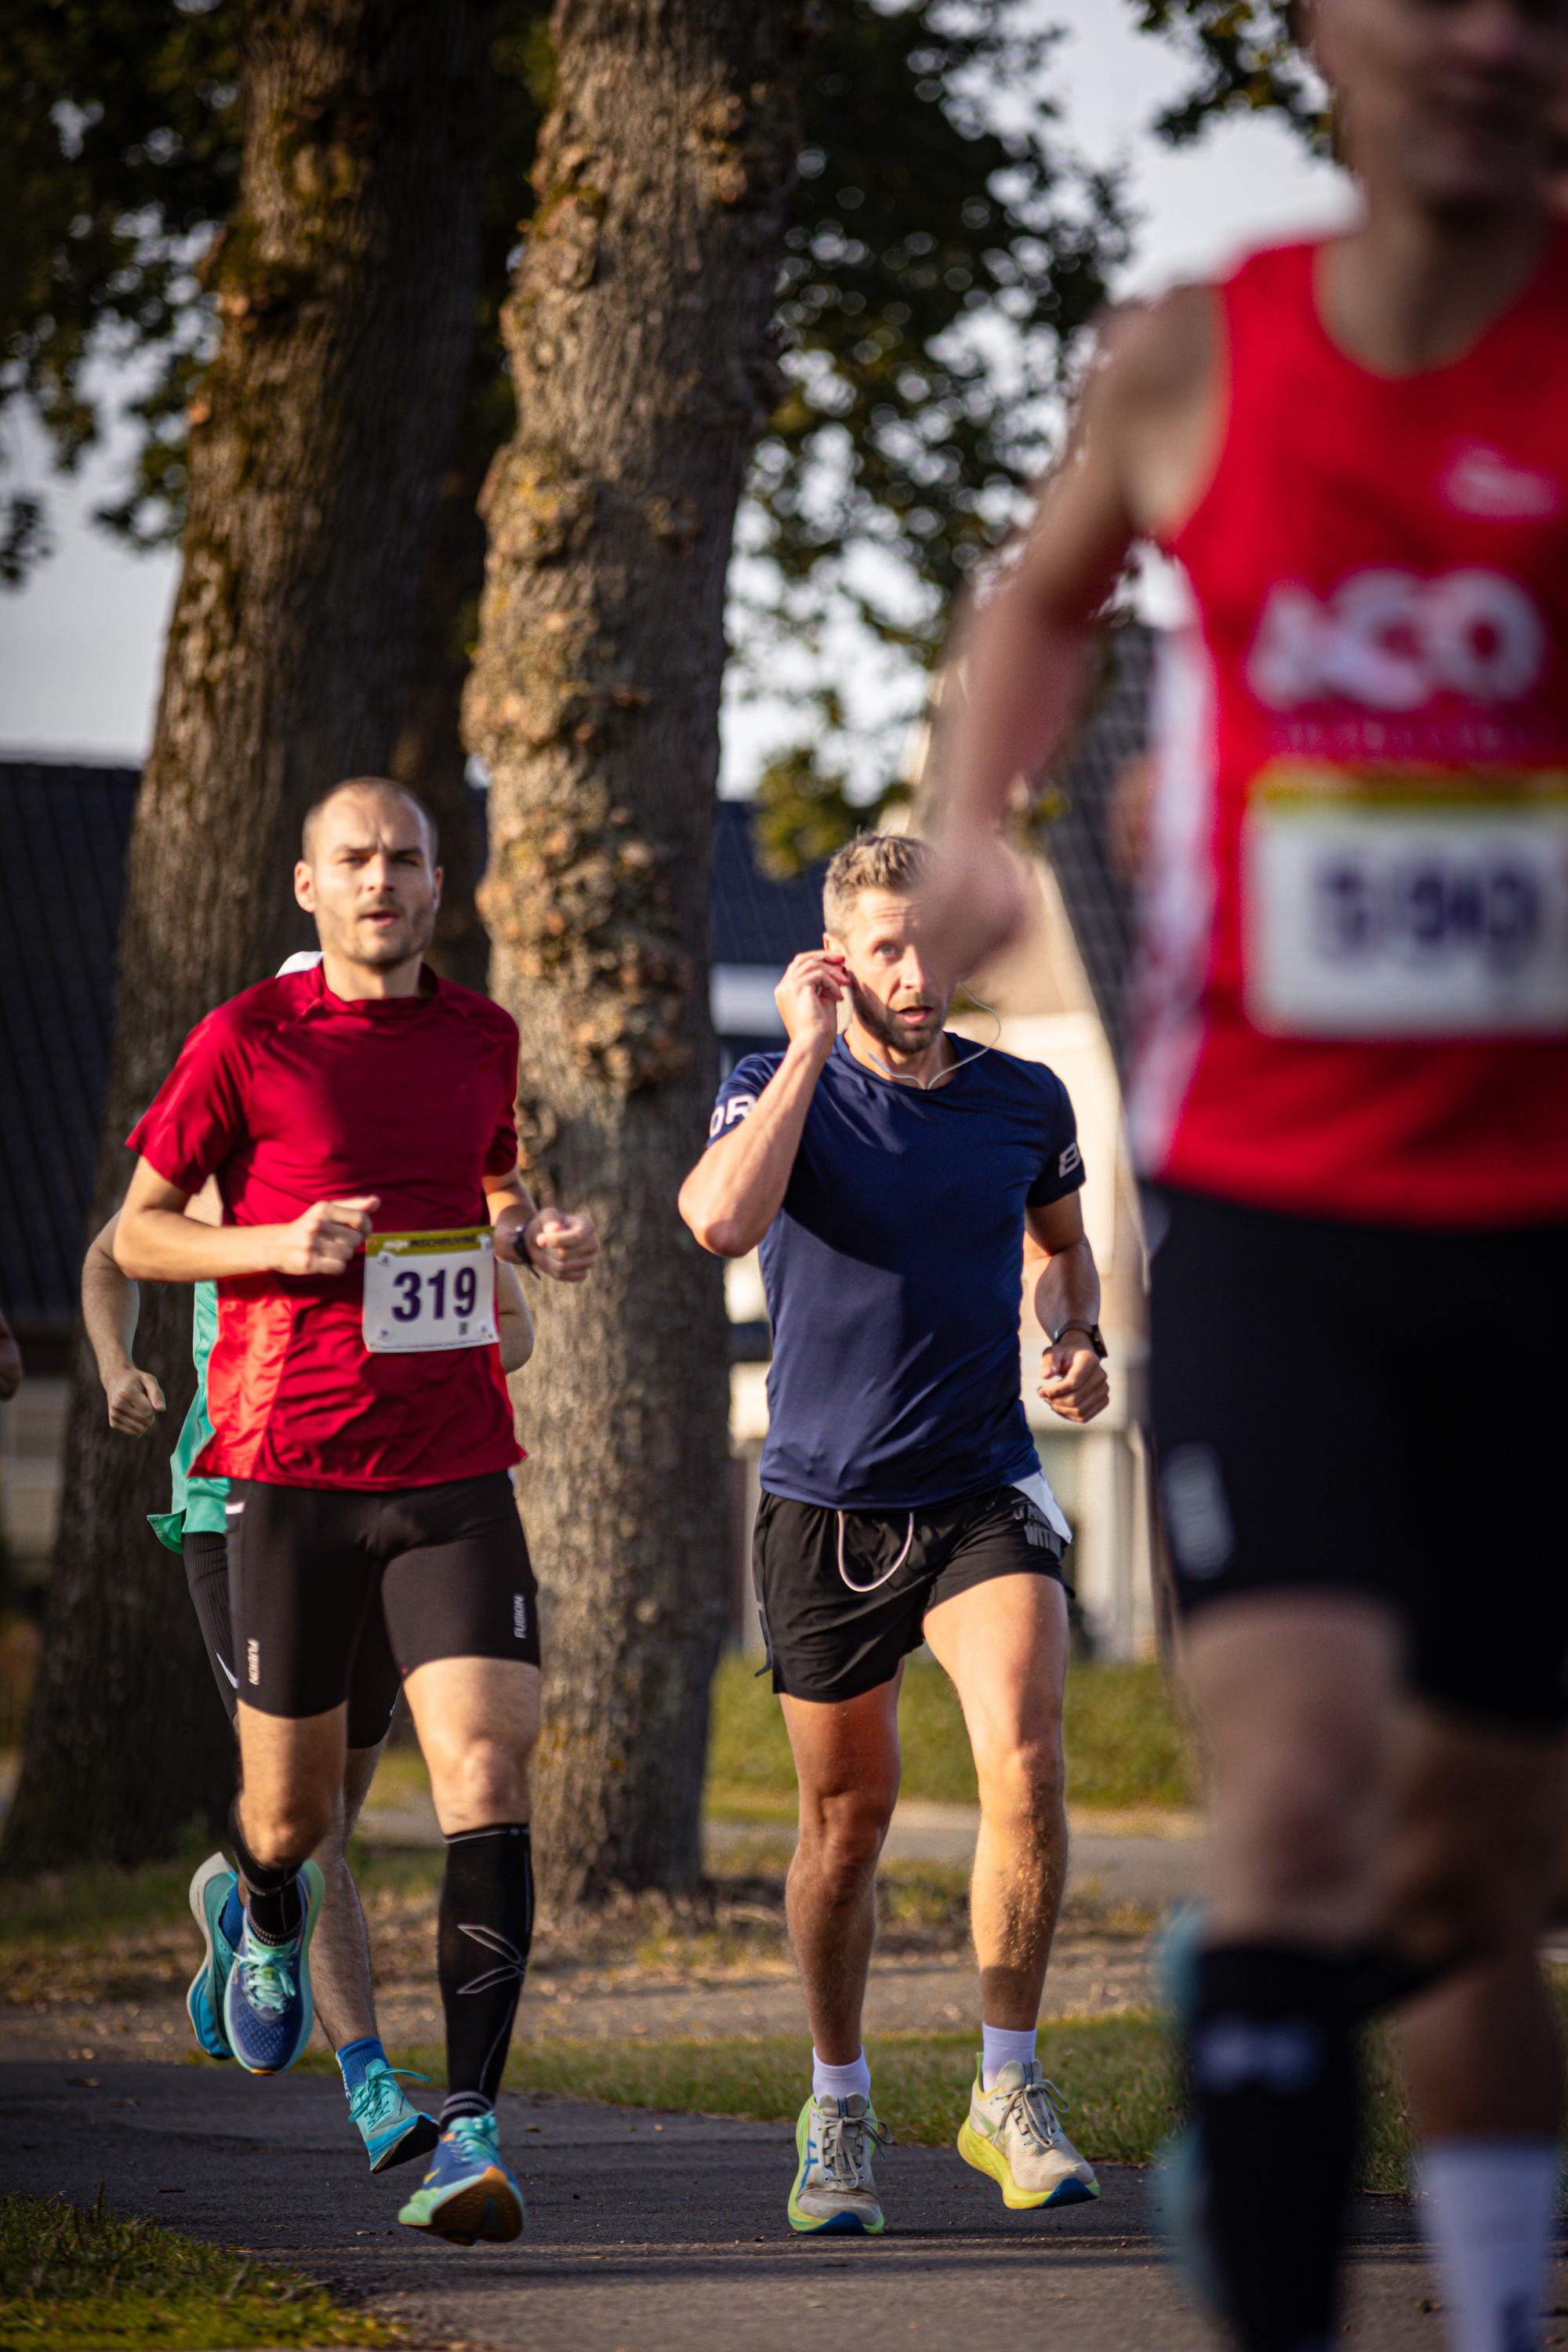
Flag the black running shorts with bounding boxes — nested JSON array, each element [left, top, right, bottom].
[[226, 1472, 539, 1723], [1148, 1185, 1568, 1730], [753, 1483, 1067, 1705], [181, 1528, 400, 1747]]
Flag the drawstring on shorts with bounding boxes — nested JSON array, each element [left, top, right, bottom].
[[836, 1510, 915, 1594]]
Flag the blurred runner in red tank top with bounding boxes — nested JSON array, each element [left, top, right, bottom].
[[923, 5, 1568, 2350]]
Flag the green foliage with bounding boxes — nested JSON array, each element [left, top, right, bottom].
[[1133, 2, 1327, 150], [704, 1649, 1194, 1816], [751, 735, 909, 878], [768, 2, 1129, 615], [0, 2191, 396, 2349], [739, 0, 1131, 818], [2, 0, 1128, 793], [0, 0, 552, 565], [0, 0, 245, 544]]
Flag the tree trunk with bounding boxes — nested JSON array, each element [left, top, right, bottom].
[[388, 359, 498, 993], [2, 0, 495, 1875], [465, 0, 806, 1911]]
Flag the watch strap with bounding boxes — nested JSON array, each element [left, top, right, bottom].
[[1051, 1319, 1106, 1359]]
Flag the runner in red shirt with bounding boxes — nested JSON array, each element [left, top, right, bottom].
[[115, 777, 597, 2244], [923, 4, 1568, 2349]]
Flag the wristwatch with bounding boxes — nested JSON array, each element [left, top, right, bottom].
[[1051, 1319, 1106, 1360]]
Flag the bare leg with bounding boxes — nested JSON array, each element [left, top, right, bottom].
[[779, 1675, 902, 2065], [306, 1740, 388, 2053], [1386, 1710, 1568, 2352], [1390, 1708, 1567, 2143], [403, 1657, 539, 1831], [234, 1700, 344, 1869], [1171, 1592, 1401, 2352], [922, 1573, 1071, 2027], [1181, 1593, 1399, 1944]]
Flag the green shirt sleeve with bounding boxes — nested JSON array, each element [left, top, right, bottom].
[[147, 1280, 229, 1551]]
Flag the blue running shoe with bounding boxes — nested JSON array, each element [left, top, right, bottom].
[[222, 1858, 324, 2075], [351, 2060, 441, 2175], [397, 2111, 525, 2245], [186, 1853, 238, 2061]]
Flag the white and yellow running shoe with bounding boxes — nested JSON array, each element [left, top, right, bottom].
[[957, 2058, 1099, 2210], [787, 2092, 890, 2234]]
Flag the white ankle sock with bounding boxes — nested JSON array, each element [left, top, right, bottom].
[[981, 2023, 1038, 2091], [812, 2049, 872, 2104], [1417, 2140, 1558, 2352]]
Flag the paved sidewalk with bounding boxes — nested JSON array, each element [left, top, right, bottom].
[[0, 2060, 1530, 2352]]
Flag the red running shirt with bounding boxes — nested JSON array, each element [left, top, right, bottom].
[[1127, 230, 1568, 1227], [128, 964, 524, 1488]]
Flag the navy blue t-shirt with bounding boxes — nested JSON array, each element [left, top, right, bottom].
[[708, 1034, 1085, 1511]]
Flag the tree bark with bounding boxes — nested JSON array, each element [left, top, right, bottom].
[[388, 358, 496, 993], [466, 0, 806, 1911], [2, 0, 495, 1874]]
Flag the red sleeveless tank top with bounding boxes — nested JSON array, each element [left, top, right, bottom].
[[1127, 230, 1568, 1227]]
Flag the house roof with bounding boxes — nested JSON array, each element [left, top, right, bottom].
[[0, 762, 139, 1334], [0, 768, 829, 1331], [710, 798, 827, 967]]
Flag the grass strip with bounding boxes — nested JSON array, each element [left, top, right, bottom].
[[510, 2019, 1185, 2165], [0, 2190, 397, 2350], [350, 2020, 1179, 2161], [704, 1652, 1196, 1815], [351, 2013, 1426, 2192]]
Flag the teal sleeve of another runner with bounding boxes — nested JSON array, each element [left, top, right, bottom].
[[149, 1279, 229, 1551]]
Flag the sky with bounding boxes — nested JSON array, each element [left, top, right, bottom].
[[0, 1, 1356, 778]]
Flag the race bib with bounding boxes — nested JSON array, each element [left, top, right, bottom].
[[362, 1229, 499, 1354], [1243, 763, 1568, 1037]]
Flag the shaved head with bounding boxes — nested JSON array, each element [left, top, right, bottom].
[[302, 777, 437, 866]]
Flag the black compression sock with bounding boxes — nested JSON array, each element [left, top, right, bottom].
[[227, 1800, 305, 1944], [1189, 1943, 1361, 2352], [437, 1823, 533, 2128]]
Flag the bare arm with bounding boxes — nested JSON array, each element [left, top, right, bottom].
[[924, 289, 1221, 971], [84, 1215, 165, 1435], [485, 1172, 597, 1283], [496, 1257, 534, 1374], [0, 1305, 20, 1403], [1025, 1193, 1109, 1426], [114, 1157, 379, 1282], [677, 951, 845, 1258], [87, 1181, 226, 1433]]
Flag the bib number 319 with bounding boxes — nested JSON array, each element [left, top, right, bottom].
[[362, 1229, 499, 1354]]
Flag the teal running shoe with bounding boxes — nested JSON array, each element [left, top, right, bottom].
[[787, 2092, 889, 2234], [397, 2111, 525, 2244], [186, 1853, 238, 2061], [222, 1858, 324, 2075], [351, 2060, 440, 2175]]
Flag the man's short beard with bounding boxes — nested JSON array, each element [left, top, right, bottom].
[[347, 905, 436, 967], [848, 975, 952, 1060]]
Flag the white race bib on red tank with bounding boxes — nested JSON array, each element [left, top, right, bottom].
[[1243, 764, 1568, 1038]]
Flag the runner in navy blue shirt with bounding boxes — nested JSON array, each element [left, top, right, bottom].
[[679, 831, 1110, 2237]]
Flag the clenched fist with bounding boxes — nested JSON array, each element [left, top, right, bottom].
[[271, 1196, 379, 1277], [107, 1366, 165, 1436], [520, 1210, 598, 1283]]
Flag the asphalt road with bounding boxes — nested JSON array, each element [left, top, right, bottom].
[[2, 2060, 1534, 2352]]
